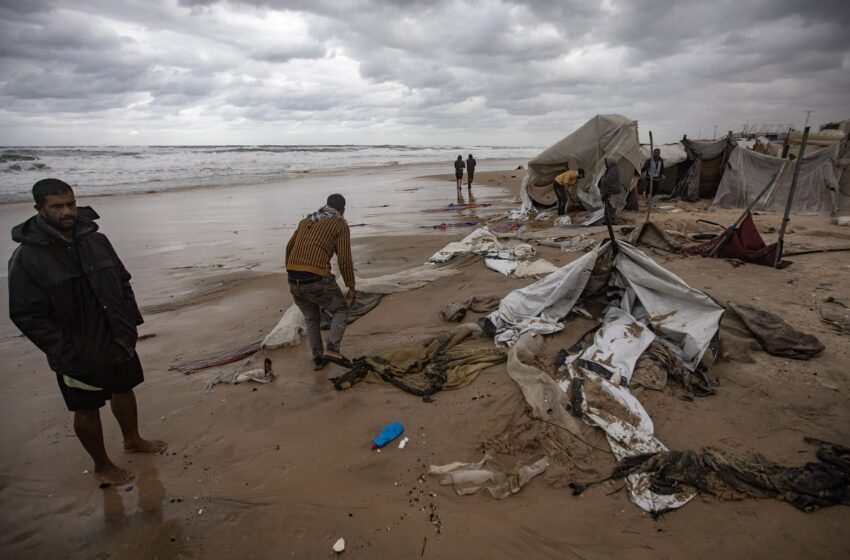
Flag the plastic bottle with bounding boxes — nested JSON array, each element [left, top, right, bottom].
[[371, 422, 404, 450]]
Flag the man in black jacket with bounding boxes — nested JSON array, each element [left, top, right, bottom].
[[8, 179, 165, 486], [598, 156, 621, 225]]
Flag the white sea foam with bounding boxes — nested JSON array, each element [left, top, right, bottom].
[[0, 145, 539, 202]]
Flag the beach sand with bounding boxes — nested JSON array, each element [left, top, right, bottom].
[[1, 164, 849, 559]]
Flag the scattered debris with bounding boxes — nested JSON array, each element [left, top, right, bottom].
[[333, 538, 345, 553]]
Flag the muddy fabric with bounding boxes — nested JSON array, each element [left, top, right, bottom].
[[331, 324, 506, 397], [440, 295, 502, 322], [819, 297, 850, 333], [728, 303, 825, 359], [631, 341, 714, 396], [576, 437, 850, 513], [430, 454, 549, 499]]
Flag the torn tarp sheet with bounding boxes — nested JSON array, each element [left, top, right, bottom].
[[429, 227, 534, 264], [684, 212, 790, 268], [484, 258, 558, 278], [487, 241, 724, 370]]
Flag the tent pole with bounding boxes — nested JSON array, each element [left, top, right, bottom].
[[707, 166, 783, 258], [773, 126, 810, 268], [644, 131, 654, 223]]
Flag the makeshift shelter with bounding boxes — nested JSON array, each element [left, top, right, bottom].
[[520, 114, 643, 213], [681, 136, 737, 201], [638, 142, 688, 195], [713, 142, 847, 215]]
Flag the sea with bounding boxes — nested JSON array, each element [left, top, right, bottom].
[[0, 145, 541, 203]]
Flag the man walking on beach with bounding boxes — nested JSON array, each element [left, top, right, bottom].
[[8, 179, 166, 487], [286, 194, 356, 370], [552, 167, 586, 216], [466, 154, 477, 190], [641, 148, 665, 199], [454, 155, 465, 191], [599, 157, 621, 224]]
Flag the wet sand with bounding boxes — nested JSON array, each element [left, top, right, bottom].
[[1, 164, 849, 559]]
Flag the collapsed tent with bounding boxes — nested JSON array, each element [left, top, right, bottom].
[[520, 114, 643, 213], [713, 142, 848, 215], [481, 240, 724, 513]]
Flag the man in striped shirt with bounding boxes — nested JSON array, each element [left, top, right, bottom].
[[286, 194, 356, 370]]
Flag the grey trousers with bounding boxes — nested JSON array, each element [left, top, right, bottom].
[[289, 276, 350, 358]]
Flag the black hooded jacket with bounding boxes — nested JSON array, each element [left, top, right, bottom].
[[8, 206, 143, 379]]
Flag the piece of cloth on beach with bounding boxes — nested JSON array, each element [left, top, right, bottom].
[[727, 303, 824, 359], [819, 297, 850, 334], [262, 264, 462, 349], [330, 324, 506, 397], [507, 331, 697, 514], [56, 354, 144, 411], [626, 222, 681, 253], [206, 358, 273, 392], [429, 227, 534, 264], [286, 212, 355, 287], [440, 295, 502, 322], [430, 453, 549, 499], [575, 437, 850, 513]]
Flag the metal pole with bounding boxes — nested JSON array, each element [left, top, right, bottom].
[[644, 131, 654, 223], [773, 126, 810, 268]]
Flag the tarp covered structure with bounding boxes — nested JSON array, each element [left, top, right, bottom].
[[521, 114, 643, 212], [712, 142, 847, 215], [682, 136, 737, 201]]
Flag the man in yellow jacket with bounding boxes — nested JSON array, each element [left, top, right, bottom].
[[552, 167, 585, 216], [286, 194, 356, 370]]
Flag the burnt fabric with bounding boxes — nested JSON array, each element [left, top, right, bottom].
[[727, 303, 825, 359], [575, 437, 850, 513], [331, 325, 506, 397]]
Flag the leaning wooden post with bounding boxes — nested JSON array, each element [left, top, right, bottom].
[[644, 131, 654, 223], [774, 126, 810, 268]]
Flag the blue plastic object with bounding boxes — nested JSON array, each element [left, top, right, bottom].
[[371, 422, 404, 449]]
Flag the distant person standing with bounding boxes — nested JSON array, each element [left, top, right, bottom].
[[286, 194, 355, 371], [8, 178, 166, 487], [552, 167, 585, 216], [466, 154, 477, 189], [598, 157, 621, 224], [454, 155, 465, 191], [641, 148, 665, 199]]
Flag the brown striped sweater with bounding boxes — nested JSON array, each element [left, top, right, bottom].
[[285, 216, 355, 287]]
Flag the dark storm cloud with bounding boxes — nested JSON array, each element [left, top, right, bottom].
[[0, 0, 848, 144]]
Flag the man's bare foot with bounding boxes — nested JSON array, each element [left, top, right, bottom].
[[95, 464, 135, 486], [123, 438, 168, 454]]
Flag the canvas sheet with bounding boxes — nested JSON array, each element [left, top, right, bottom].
[[429, 227, 535, 263], [520, 114, 643, 212], [489, 242, 723, 368], [713, 143, 845, 215]]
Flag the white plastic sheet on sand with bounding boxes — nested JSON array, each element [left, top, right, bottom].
[[429, 227, 534, 264]]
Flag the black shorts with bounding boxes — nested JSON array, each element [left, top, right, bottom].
[[56, 354, 144, 411], [455, 172, 463, 179]]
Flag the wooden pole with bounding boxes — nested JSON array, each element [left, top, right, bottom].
[[773, 126, 810, 268], [644, 131, 654, 223]]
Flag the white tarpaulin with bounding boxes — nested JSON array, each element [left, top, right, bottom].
[[495, 241, 724, 513], [712, 143, 846, 215], [429, 227, 535, 264], [487, 241, 723, 370]]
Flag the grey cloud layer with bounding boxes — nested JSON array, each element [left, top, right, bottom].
[[1, 0, 848, 144]]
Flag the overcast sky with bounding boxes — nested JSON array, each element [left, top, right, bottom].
[[0, 0, 848, 146]]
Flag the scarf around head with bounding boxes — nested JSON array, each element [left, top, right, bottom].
[[308, 204, 344, 223]]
